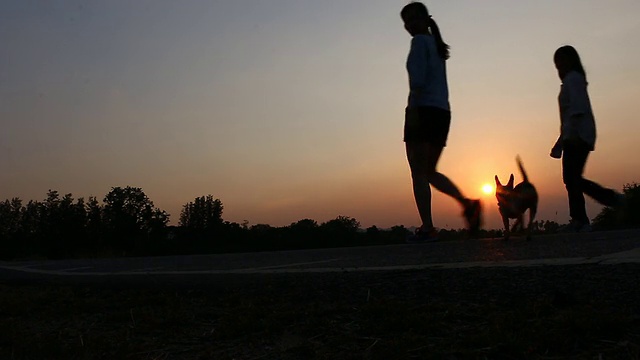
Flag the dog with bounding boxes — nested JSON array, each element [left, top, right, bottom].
[[495, 156, 538, 240]]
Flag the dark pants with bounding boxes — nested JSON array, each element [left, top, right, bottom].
[[562, 140, 617, 224]]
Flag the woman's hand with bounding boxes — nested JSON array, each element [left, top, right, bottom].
[[550, 137, 563, 159]]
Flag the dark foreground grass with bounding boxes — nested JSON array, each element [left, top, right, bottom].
[[1, 267, 640, 359]]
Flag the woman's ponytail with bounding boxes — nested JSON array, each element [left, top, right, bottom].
[[428, 17, 450, 60]]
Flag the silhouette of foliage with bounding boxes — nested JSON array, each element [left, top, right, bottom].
[[85, 196, 105, 252], [0, 198, 24, 257], [0, 191, 90, 258], [41, 191, 88, 258], [592, 183, 640, 230], [3, 183, 638, 260], [179, 195, 223, 231], [102, 186, 169, 255], [285, 219, 321, 248], [0, 187, 173, 259], [320, 215, 361, 246], [176, 195, 230, 253]]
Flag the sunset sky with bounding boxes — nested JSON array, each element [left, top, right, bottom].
[[2, 0, 640, 230]]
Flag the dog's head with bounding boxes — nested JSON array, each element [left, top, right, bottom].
[[495, 174, 514, 204]]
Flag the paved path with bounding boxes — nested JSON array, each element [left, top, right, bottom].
[[1, 229, 639, 281]]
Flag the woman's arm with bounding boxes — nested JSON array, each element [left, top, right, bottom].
[[564, 72, 591, 139], [406, 36, 427, 93]]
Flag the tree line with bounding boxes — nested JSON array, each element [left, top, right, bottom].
[[0, 184, 638, 260]]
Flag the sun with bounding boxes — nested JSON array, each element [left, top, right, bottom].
[[482, 184, 494, 195]]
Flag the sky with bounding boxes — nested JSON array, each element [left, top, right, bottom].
[[2, 0, 640, 230]]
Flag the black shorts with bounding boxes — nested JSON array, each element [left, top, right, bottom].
[[403, 106, 451, 146]]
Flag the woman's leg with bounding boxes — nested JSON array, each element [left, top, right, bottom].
[[582, 178, 620, 207], [581, 179, 619, 207], [562, 141, 590, 224], [563, 140, 620, 223], [406, 141, 467, 229]]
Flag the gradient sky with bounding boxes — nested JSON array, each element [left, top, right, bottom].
[[2, 0, 640, 230]]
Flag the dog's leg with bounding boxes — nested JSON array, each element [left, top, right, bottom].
[[502, 215, 510, 241], [511, 217, 523, 233], [526, 206, 537, 241]]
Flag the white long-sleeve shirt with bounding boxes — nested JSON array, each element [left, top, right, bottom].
[[558, 71, 597, 150], [406, 34, 449, 111]]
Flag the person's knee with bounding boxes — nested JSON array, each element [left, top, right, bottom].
[[562, 172, 582, 186], [416, 167, 436, 182], [564, 179, 583, 193], [408, 158, 437, 182], [564, 179, 577, 189], [411, 169, 430, 183], [425, 169, 438, 182]]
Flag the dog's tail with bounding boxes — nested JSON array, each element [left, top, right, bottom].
[[516, 155, 529, 183]]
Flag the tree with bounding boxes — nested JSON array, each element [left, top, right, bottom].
[[289, 219, 319, 239], [281, 219, 321, 249], [0, 198, 23, 257], [390, 225, 411, 242], [0, 198, 22, 240], [32, 190, 91, 258], [179, 195, 223, 231], [102, 186, 169, 254], [57, 193, 88, 256], [86, 197, 103, 234], [320, 216, 361, 245], [321, 216, 360, 232], [21, 200, 41, 240], [290, 219, 319, 232], [249, 224, 279, 249]]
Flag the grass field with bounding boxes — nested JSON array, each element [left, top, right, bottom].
[[2, 266, 640, 359]]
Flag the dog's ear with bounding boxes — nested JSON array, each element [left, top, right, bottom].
[[507, 174, 514, 188], [495, 175, 501, 187]]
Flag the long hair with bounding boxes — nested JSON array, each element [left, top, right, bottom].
[[554, 45, 587, 81], [401, 2, 450, 60]]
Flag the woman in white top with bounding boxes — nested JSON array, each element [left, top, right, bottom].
[[550, 45, 623, 232], [401, 2, 481, 242]]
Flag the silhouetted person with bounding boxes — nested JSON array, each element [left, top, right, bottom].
[[550, 45, 625, 232], [400, 2, 482, 242]]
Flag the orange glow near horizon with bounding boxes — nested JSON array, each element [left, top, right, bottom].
[[482, 184, 494, 195]]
